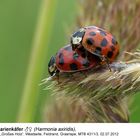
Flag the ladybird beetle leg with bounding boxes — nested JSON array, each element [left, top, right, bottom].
[[101, 56, 112, 71], [95, 54, 111, 71]]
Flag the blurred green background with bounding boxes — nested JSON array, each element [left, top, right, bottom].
[[0, 0, 140, 122]]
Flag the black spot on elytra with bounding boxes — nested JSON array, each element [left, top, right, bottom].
[[94, 47, 102, 54], [58, 53, 64, 65], [98, 29, 107, 36], [112, 37, 117, 45], [89, 32, 96, 36], [107, 51, 113, 58], [69, 63, 78, 70], [110, 45, 115, 51], [86, 38, 94, 45], [101, 38, 108, 47]]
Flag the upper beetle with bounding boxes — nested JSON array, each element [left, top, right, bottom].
[[71, 26, 120, 65]]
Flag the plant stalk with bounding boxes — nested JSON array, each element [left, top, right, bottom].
[[17, 0, 57, 122]]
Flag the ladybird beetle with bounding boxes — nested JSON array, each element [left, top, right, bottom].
[[48, 44, 98, 76], [71, 26, 120, 65]]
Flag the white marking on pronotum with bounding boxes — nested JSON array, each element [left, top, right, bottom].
[[72, 28, 85, 44], [72, 37, 82, 45]]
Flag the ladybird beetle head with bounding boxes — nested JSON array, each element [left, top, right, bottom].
[[48, 56, 57, 76], [71, 28, 86, 50]]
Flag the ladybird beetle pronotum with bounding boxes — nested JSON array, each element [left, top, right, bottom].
[[71, 26, 120, 69], [48, 44, 98, 76]]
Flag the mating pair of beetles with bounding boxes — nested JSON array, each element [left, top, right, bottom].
[[48, 26, 120, 77]]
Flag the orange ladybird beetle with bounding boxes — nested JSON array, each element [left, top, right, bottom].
[[71, 26, 120, 68]]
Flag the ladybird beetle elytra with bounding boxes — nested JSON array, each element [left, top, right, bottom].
[[48, 44, 98, 77], [56, 44, 98, 72], [71, 26, 120, 65]]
